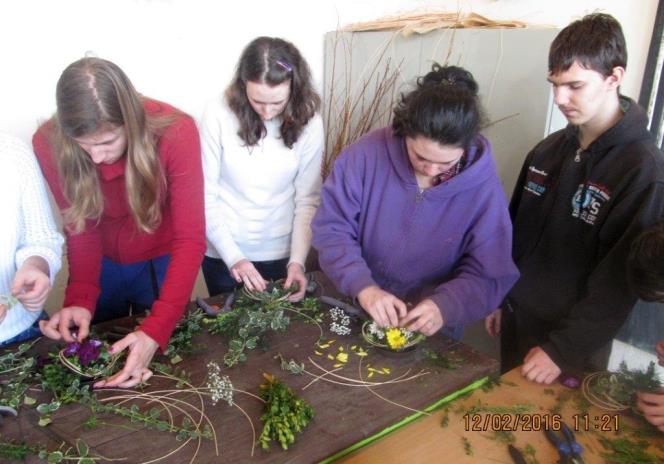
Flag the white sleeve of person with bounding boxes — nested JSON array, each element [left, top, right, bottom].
[[0, 134, 64, 342], [289, 114, 324, 269], [200, 99, 245, 267]]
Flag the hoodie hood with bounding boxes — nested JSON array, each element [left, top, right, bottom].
[[564, 97, 653, 155], [383, 128, 497, 198]]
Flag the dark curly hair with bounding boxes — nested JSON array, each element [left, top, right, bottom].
[[392, 64, 484, 150], [549, 13, 627, 77], [225, 37, 320, 148]]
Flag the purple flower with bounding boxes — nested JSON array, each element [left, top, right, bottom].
[[77, 339, 102, 366], [63, 342, 81, 357], [560, 375, 581, 389]]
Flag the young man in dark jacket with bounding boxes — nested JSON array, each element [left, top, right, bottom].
[[485, 13, 664, 384]]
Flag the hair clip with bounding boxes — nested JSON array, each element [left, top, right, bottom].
[[275, 60, 292, 73], [441, 77, 455, 86]]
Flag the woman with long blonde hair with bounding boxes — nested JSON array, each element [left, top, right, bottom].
[[33, 57, 205, 388]]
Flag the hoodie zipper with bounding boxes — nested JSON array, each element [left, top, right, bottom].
[[574, 147, 583, 162], [416, 188, 424, 203]]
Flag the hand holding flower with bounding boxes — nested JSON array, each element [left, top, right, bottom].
[[94, 330, 158, 389]]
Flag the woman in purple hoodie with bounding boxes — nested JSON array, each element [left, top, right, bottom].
[[312, 64, 519, 338]]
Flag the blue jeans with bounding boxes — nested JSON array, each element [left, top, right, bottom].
[[94, 255, 170, 323], [0, 311, 47, 347], [202, 256, 289, 296]]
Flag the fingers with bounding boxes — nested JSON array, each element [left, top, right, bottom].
[[40, 314, 63, 340], [96, 368, 153, 389], [522, 363, 538, 382], [58, 312, 76, 342], [366, 305, 388, 328], [401, 301, 441, 335], [76, 318, 90, 342], [288, 281, 306, 302], [402, 310, 426, 332], [110, 334, 135, 356], [286, 269, 307, 302], [521, 347, 560, 384], [231, 260, 267, 292], [96, 331, 157, 389], [17, 282, 49, 311], [0, 304, 6, 324], [394, 299, 408, 319], [248, 272, 267, 292]]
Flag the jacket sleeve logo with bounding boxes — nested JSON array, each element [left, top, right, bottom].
[[524, 166, 549, 197]]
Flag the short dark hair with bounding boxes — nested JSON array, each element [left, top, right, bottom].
[[549, 13, 627, 77], [226, 36, 320, 148], [627, 222, 664, 302], [392, 64, 483, 149]]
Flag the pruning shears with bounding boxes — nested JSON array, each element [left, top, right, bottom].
[[544, 422, 584, 464]]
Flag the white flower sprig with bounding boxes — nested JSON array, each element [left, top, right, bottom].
[[367, 321, 385, 340], [206, 362, 234, 406], [329, 307, 351, 336], [366, 321, 415, 341]]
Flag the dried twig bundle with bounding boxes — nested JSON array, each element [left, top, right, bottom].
[[343, 11, 528, 36]]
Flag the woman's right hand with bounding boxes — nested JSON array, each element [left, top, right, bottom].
[[357, 286, 407, 327], [39, 306, 92, 343], [230, 259, 267, 292]]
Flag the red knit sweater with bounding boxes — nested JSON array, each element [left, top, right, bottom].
[[33, 100, 205, 350]]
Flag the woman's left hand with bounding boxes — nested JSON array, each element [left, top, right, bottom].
[[284, 262, 307, 302], [400, 298, 443, 336], [94, 330, 158, 389]]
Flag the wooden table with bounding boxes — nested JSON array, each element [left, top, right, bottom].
[[338, 366, 664, 463], [1, 272, 498, 463]]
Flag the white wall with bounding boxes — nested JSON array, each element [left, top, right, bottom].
[[1, 0, 657, 310], [0, 0, 657, 143]]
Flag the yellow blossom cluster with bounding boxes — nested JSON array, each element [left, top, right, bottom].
[[385, 328, 407, 349]]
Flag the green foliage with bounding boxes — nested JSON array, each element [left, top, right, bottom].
[[465, 399, 534, 415], [491, 430, 516, 445], [89, 402, 213, 441], [523, 443, 539, 464], [277, 354, 305, 375], [150, 362, 192, 388], [258, 373, 314, 451], [0, 341, 38, 408], [440, 408, 449, 428], [39, 360, 91, 404], [0, 436, 34, 460], [480, 376, 502, 392], [204, 288, 292, 367], [422, 348, 462, 370], [164, 309, 206, 362], [0, 436, 98, 464], [204, 283, 326, 367], [599, 436, 661, 463], [461, 436, 473, 456], [0, 340, 37, 373], [591, 362, 662, 407]]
